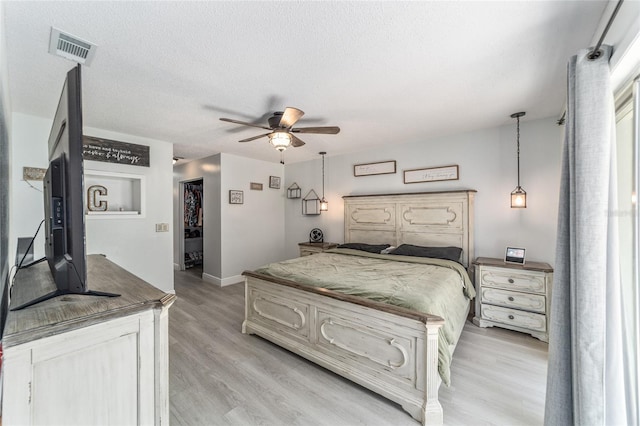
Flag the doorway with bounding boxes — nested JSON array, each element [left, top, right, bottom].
[[181, 179, 203, 276]]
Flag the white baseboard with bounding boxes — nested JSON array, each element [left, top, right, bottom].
[[221, 274, 244, 287], [202, 272, 244, 287], [173, 263, 180, 271]]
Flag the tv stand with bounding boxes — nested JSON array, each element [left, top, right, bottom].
[[2, 254, 175, 425], [11, 288, 120, 311]]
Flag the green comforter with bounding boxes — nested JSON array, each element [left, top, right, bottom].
[[254, 248, 475, 386]]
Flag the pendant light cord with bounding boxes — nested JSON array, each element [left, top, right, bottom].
[[321, 153, 325, 198], [516, 115, 521, 187]]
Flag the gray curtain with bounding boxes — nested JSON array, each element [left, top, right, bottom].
[[545, 45, 629, 425]]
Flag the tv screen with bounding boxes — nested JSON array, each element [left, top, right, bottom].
[[12, 65, 118, 310], [44, 65, 86, 292]]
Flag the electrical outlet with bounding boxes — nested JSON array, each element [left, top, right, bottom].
[[155, 223, 169, 232], [23, 167, 47, 181]]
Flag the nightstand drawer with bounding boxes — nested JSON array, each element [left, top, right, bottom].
[[298, 242, 338, 257], [300, 248, 320, 256], [481, 304, 546, 332], [480, 287, 546, 313], [480, 267, 546, 294]]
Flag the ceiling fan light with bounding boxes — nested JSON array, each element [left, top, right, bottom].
[[269, 132, 291, 151]]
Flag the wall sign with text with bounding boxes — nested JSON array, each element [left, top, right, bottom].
[[83, 136, 150, 167]]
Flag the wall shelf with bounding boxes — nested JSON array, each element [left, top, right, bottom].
[[85, 170, 145, 219]]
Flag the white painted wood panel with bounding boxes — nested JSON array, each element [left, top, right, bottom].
[[480, 287, 546, 313], [343, 191, 475, 268], [480, 266, 546, 294], [243, 276, 444, 425], [480, 304, 547, 332]]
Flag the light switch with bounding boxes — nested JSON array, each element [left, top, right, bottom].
[[155, 223, 169, 232]]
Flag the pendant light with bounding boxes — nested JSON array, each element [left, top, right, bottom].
[[319, 151, 328, 212], [510, 112, 527, 208]]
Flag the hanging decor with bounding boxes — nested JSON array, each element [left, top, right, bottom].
[[510, 112, 527, 208], [287, 182, 301, 199], [302, 189, 321, 215], [319, 152, 328, 212]]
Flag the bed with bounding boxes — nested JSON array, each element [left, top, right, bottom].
[[242, 190, 476, 425]]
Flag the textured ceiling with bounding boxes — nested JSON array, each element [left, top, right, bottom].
[[4, 1, 608, 164]]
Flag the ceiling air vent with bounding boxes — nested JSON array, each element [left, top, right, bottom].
[[48, 28, 97, 66]]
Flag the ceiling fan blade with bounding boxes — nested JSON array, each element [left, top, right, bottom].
[[290, 126, 340, 134], [290, 134, 306, 147], [238, 133, 271, 143], [220, 117, 272, 130], [278, 107, 305, 128]]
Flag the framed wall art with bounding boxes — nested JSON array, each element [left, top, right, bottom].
[[229, 190, 243, 204], [403, 165, 459, 184], [250, 182, 263, 190], [269, 176, 281, 189], [354, 160, 396, 177]]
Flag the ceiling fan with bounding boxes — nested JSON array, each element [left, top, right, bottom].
[[219, 107, 340, 152]]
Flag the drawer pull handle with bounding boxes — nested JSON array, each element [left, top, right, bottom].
[[508, 278, 515, 284], [508, 315, 515, 320], [508, 296, 515, 301]]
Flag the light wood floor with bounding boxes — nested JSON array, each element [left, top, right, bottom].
[[169, 269, 548, 426]]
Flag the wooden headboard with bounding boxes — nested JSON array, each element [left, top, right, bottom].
[[343, 190, 476, 268]]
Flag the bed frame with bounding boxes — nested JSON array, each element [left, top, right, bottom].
[[242, 190, 475, 425]]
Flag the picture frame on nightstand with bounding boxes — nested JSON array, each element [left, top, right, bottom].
[[505, 247, 526, 264]]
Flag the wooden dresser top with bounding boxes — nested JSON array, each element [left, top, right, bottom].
[[4, 254, 175, 347]]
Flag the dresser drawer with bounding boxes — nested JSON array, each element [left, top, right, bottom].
[[480, 287, 546, 313], [481, 304, 546, 332], [480, 266, 546, 294]]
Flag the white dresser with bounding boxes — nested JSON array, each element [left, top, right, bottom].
[[472, 257, 553, 342], [2, 255, 176, 425]]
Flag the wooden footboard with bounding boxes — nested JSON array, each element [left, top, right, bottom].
[[242, 272, 445, 425]]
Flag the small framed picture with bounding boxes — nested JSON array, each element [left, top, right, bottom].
[[269, 176, 281, 189], [505, 247, 526, 265], [250, 182, 263, 191], [229, 190, 243, 204]]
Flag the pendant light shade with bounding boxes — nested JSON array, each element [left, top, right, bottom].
[[510, 112, 527, 208], [511, 186, 527, 208], [319, 152, 328, 212]]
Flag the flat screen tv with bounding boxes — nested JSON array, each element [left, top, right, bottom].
[[12, 65, 118, 310]]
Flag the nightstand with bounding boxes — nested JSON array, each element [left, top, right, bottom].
[[298, 242, 338, 257], [472, 257, 553, 342]]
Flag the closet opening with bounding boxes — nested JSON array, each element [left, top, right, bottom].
[[181, 179, 203, 277]]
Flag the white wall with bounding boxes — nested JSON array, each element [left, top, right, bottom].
[[220, 153, 285, 283], [8, 113, 50, 262], [83, 127, 174, 292], [284, 117, 562, 266], [9, 113, 175, 292]]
